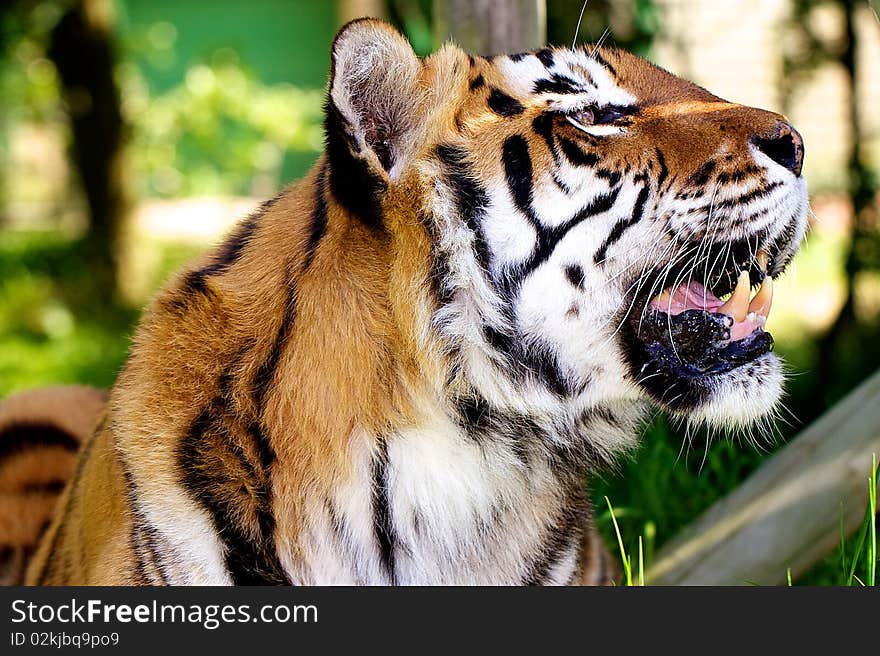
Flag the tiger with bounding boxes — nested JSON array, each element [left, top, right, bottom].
[[0, 18, 807, 585]]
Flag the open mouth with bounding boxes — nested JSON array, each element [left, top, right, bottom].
[[625, 242, 779, 393]]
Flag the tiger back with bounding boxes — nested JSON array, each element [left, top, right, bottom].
[[0, 386, 105, 584]]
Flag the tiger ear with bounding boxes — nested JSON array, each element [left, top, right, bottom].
[[327, 19, 422, 177]]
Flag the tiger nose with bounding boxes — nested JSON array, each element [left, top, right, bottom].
[[750, 121, 804, 177]]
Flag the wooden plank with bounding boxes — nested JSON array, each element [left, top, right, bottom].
[[648, 368, 880, 585], [433, 0, 546, 54]]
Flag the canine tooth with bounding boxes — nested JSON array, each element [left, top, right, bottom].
[[718, 270, 750, 322], [748, 275, 773, 317], [655, 290, 672, 308], [757, 250, 769, 273]]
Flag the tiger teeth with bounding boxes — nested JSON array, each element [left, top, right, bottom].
[[718, 270, 751, 322], [748, 275, 773, 317], [756, 250, 769, 274], [655, 290, 672, 307]]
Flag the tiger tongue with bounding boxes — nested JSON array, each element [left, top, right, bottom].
[[651, 281, 724, 316]]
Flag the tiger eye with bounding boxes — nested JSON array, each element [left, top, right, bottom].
[[571, 108, 595, 126]]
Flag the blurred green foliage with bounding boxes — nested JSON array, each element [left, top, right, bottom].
[[117, 0, 332, 197], [122, 57, 323, 198], [0, 1, 65, 124], [0, 231, 135, 395], [547, 0, 661, 55]]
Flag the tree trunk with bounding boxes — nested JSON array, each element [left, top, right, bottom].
[[433, 0, 546, 55], [47, 0, 128, 301]]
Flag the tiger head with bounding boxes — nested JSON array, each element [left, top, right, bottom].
[[327, 20, 807, 454]]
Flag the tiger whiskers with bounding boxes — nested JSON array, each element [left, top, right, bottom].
[[634, 241, 704, 334], [657, 243, 709, 360], [572, 0, 590, 49], [595, 235, 686, 346], [601, 226, 674, 286], [591, 27, 612, 56], [698, 183, 723, 307]]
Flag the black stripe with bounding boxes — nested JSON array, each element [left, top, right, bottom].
[[0, 422, 79, 465], [456, 394, 491, 430], [303, 161, 328, 269], [372, 439, 396, 583], [522, 188, 621, 277], [533, 74, 581, 95], [509, 52, 528, 62], [503, 134, 534, 211], [522, 342, 571, 397], [129, 527, 151, 585], [593, 183, 650, 264], [483, 319, 571, 397], [524, 504, 581, 585], [324, 99, 387, 228], [468, 74, 485, 90], [20, 479, 67, 495], [714, 181, 783, 210], [687, 159, 717, 187], [170, 203, 267, 308], [253, 274, 297, 410], [421, 212, 456, 307], [140, 520, 171, 586], [482, 322, 516, 361], [181, 342, 285, 585], [596, 168, 622, 187], [488, 88, 524, 117], [436, 144, 492, 272], [118, 441, 172, 585], [552, 173, 574, 195], [532, 113, 559, 162], [502, 134, 621, 282], [179, 402, 288, 585], [323, 499, 366, 585], [558, 136, 599, 167], [564, 264, 586, 289], [35, 416, 102, 585], [175, 269, 214, 306], [203, 199, 270, 275], [246, 420, 276, 474], [456, 390, 607, 474], [129, 522, 172, 586], [655, 148, 669, 191], [535, 48, 554, 68], [455, 392, 534, 468], [590, 50, 617, 77]]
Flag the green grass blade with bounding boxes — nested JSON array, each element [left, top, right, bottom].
[[867, 453, 876, 586], [638, 536, 645, 587], [847, 508, 869, 586], [839, 504, 847, 580], [605, 496, 632, 586]]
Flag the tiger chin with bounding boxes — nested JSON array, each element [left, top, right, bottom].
[[0, 19, 807, 586]]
